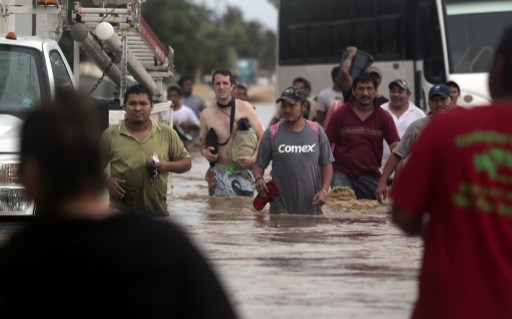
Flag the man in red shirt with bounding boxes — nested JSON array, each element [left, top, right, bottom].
[[325, 72, 399, 199], [390, 25, 512, 319]]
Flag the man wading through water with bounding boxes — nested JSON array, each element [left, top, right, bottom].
[[199, 68, 264, 196], [253, 87, 334, 214]]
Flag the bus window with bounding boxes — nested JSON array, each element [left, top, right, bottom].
[[310, 0, 328, 22], [280, 25, 307, 64], [354, 0, 375, 17], [445, 0, 512, 74], [282, 0, 305, 25], [329, 21, 351, 61], [307, 23, 329, 63], [377, 17, 401, 60], [329, 0, 350, 20], [353, 19, 378, 57], [417, 0, 445, 83], [378, 0, 404, 16]]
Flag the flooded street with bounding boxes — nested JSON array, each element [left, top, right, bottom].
[[0, 103, 423, 319], [167, 103, 423, 319]]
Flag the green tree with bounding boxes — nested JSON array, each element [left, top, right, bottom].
[[141, 0, 277, 78], [61, 0, 276, 83], [141, 0, 209, 79]]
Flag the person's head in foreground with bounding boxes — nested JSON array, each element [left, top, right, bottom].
[[20, 89, 105, 216], [489, 25, 512, 102]]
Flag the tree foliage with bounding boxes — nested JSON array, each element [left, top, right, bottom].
[[61, 0, 276, 82], [141, 0, 276, 80]]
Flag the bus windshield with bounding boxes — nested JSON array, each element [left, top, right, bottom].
[[445, 0, 512, 74], [0, 45, 44, 115]]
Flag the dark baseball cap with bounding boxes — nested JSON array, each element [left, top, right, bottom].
[[388, 79, 410, 91], [276, 86, 307, 104], [429, 84, 452, 99]]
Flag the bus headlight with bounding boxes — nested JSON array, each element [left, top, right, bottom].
[[0, 162, 32, 213]]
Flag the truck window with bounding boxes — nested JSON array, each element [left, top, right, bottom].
[[50, 50, 74, 91], [0, 45, 43, 113]]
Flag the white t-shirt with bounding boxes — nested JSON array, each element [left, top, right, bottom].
[[180, 94, 206, 118], [316, 87, 344, 113], [169, 105, 200, 126], [380, 101, 426, 172]]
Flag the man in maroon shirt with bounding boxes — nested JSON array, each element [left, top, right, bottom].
[[325, 72, 399, 199]]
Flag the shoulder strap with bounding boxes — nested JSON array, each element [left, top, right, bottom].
[[218, 99, 236, 146], [270, 120, 319, 145], [270, 122, 280, 145], [305, 120, 319, 138]]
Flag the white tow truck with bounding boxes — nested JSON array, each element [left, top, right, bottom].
[[0, 0, 173, 216]]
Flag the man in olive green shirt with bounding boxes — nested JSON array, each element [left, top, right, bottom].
[[102, 84, 191, 216]]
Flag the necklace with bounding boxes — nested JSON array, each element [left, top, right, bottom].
[[217, 99, 234, 109]]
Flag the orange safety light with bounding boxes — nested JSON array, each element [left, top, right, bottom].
[[6, 32, 17, 40], [34, 0, 59, 7]]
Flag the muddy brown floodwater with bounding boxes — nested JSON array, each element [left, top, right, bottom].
[[167, 103, 423, 319], [0, 103, 422, 319]]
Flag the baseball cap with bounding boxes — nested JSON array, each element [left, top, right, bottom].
[[366, 65, 382, 79], [236, 81, 248, 90], [388, 79, 410, 91], [429, 84, 452, 99], [276, 86, 307, 104], [253, 181, 280, 211]]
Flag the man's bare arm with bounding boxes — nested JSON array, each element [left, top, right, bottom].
[[158, 157, 192, 174], [340, 46, 357, 94], [313, 163, 333, 206], [376, 153, 402, 204]]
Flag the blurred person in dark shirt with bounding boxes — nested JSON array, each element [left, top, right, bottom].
[[0, 89, 238, 319]]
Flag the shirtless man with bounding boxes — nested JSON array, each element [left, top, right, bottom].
[[200, 68, 264, 196]]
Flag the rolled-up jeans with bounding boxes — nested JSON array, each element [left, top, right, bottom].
[[331, 171, 378, 200]]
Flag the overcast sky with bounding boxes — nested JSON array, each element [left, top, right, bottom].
[[192, 0, 278, 31]]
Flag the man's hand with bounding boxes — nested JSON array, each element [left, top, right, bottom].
[[346, 46, 357, 57], [236, 156, 254, 169], [107, 176, 126, 199], [376, 183, 388, 204], [255, 177, 268, 197], [312, 189, 328, 206], [149, 156, 163, 172], [202, 146, 219, 162]]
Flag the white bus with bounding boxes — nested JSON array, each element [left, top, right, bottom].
[[277, 0, 512, 108]]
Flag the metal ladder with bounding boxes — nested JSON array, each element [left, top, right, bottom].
[[72, 0, 174, 100]]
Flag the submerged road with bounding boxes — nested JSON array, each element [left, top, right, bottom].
[[168, 103, 422, 319], [0, 103, 422, 319]]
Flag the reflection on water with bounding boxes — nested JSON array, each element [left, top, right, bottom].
[[168, 103, 422, 319]]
